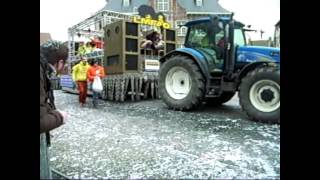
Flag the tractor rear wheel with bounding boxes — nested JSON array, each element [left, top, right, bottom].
[[239, 67, 280, 123], [159, 55, 205, 110]]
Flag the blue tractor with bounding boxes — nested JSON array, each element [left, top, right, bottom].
[[159, 14, 280, 123]]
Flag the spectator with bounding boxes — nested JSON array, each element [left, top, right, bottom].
[[140, 30, 164, 50], [40, 40, 68, 179], [91, 36, 104, 49], [85, 42, 93, 54], [91, 43, 97, 52], [55, 59, 67, 76], [72, 57, 91, 107], [78, 42, 86, 56], [87, 59, 106, 107]]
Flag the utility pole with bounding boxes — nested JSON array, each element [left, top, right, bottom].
[[260, 30, 265, 39]]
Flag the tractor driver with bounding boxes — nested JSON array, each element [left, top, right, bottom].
[[201, 27, 224, 59]]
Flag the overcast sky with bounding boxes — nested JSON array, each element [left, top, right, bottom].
[[40, 0, 280, 41], [219, 0, 280, 40]]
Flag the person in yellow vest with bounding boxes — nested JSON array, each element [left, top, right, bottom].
[[85, 42, 93, 54], [72, 57, 91, 107], [91, 43, 97, 52], [78, 42, 86, 56]]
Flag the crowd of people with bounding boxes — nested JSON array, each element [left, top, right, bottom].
[[77, 36, 104, 56], [67, 35, 106, 108], [76, 29, 164, 58]]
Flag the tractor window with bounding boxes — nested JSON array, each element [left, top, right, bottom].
[[186, 23, 208, 47], [186, 22, 224, 49], [234, 29, 245, 46]]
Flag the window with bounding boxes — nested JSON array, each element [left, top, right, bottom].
[[234, 29, 245, 46], [186, 22, 225, 51], [176, 20, 187, 36], [157, 0, 169, 12], [196, 0, 203, 7], [123, 0, 130, 7], [133, 7, 138, 14], [186, 23, 209, 47]]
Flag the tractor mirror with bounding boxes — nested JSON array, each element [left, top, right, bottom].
[[225, 24, 229, 38]]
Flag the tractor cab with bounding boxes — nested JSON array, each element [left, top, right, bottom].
[[183, 15, 245, 77]]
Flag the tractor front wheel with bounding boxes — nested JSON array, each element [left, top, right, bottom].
[[159, 55, 205, 110]]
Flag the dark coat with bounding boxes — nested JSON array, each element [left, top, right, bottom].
[[40, 59, 63, 134]]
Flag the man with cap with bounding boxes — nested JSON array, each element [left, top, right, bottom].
[[40, 40, 68, 179]]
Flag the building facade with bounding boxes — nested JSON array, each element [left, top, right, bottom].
[[100, 0, 231, 47]]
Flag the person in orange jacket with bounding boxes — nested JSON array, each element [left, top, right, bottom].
[[87, 59, 106, 107]]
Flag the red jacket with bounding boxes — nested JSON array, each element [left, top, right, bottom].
[[91, 39, 104, 49], [87, 65, 105, 82]]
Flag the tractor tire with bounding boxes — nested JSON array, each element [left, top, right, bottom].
[[239, 67, 280, 123], [159, 55, 205, 110], [206, 92, 235, 106]]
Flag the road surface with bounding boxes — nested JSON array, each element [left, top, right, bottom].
[[49, 90, 280, 179]]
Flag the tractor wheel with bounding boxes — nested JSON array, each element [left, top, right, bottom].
[[239, 67, 280, 123], [206, 92, 235, 106], [159, 55, 205, 110]]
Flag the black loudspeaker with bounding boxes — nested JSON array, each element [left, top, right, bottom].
[[126, 38, 138, 52], [103, 20, 140, 74], [166, 43, 176, 53], [106, 55, 120, 66], [164, 29, 176, 54], [126, 22, 138, 36], [126, 55, 138, 70], [165, 29, 176, 42]]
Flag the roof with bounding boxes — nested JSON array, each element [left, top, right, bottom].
[[275, 20, 280, 27], [102, 0, 148, 13], [102, 0, 230, 14], [177, 0, 230, 14], [40, 33, 52, 45]]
